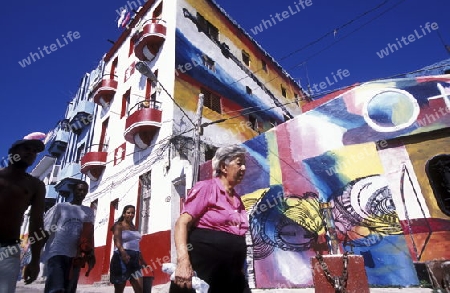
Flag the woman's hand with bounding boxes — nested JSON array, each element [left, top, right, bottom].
[[174, 257, 194, 289], [120, 250, 130, 264]]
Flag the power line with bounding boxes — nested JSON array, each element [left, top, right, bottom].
[[288, 0, 407, 71], [229, 0, 392, 88], [279, 0, 390, 62], [436, 29, 450, 55], [227, 1, 407, 106]]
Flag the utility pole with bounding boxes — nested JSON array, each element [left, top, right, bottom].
[[192, 93, 204, 187]]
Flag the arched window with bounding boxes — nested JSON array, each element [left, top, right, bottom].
[[426, 154, 450, 216]]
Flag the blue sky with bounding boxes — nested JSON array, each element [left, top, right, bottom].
[[1, 0, 449, 167]]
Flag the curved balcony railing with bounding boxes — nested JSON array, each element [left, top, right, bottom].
[[92, 73, 118, 106], [127, 99, 161, 116], [134, 19, 167, 61], [124, 100, 162, 149], [80, 144, 108, 181]]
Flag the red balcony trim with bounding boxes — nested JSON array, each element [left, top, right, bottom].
[[80, 151, 108, 180], [124, 108, 162, 148], [104, 0, 157, 62], [135, 22, 167, 61], [93, 79, 118, 105]]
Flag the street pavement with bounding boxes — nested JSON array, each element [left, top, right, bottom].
[[15, 280, 435, 292]]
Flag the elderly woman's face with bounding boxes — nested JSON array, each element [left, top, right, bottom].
[[222, 155, 246, 185]]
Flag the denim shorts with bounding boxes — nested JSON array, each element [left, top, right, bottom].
[[109, 250, 142, 284]]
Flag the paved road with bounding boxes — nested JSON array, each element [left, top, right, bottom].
[[15, 281, 435, 292]]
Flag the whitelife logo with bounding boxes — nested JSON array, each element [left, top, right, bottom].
[[376, 22, 439, 59], [309, 69, 350, 95], [18, 31, 81, 68], [115, 0, 148, 16], [250, 0, 313, 35]]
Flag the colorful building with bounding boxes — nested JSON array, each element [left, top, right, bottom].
[[29, 0, 307, 287], [206, 74, 450, 288], [26, 0, 450, 289]]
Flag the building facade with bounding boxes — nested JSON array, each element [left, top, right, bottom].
[[25, 0, 307, 286], [199, 74, 449, 288], [22, 0, 450, 288]]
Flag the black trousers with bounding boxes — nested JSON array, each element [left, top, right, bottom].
[[169, 228, 250, 293]]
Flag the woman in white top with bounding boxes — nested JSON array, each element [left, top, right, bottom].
[[110, 205, 147, 293]]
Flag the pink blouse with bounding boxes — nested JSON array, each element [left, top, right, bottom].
[[182, 177, 249, 236]]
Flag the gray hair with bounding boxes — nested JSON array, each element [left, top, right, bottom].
[[212, 144, 247, 177]]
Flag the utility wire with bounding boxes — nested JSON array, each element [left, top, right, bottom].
[[250, 0, 407, 98], [229, 0, 392, 87], [288, 0, 407, 70], [436, 29, 450, 55], [279, 0, 390, 62], [69, 61, 450, 199]]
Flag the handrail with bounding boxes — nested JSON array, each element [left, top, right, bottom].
[[141, 18, 166, 26], [101, 73, 119, 79], [127, 99, 161, 116], [91, 73, 118, 91], [86, 143, 109, 153]]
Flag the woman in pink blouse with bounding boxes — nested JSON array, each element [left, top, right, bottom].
[[169, 145, 250, 293]]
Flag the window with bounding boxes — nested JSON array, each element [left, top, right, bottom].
[[76, 143, 85, 162], [152, 2, 163, 19], [201, 88, 221, 114], [281, 85, 287, 98], [202, 54, 215, 71], [197, 13, 219, 41], [128, 38, 134, 56], [99, 118, 109, 152], [145, 78, 152, 99], [249, 114, 258, 131], [114, 143, 126, 165], [60, 119, 70, 132], [246, 86, 252, 95], [90, 199, 98, 219], [205, 145, 218, 161], [121, 89, 131, 118], [426, 155, 450, 216], [242, 50, 250, 66], [150, 70, 159, 100], [49, 165, 60, 184], [269, 119, 277, 128], [111, 57, 118, 79], [261, 60, 267, 72], [124, 62, 135, 83]]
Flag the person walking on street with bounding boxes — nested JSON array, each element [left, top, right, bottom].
[[0, 138, 46, 293], [170, 144, 251, 293], [110, 205, 148, 293], [42, 180, 95, 293]]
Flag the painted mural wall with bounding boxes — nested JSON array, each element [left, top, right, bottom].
[[174, 0, 305, 145], [197, 75, 450, 288]]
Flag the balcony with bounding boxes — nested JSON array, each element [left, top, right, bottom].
[[80, 144, 108, 181], [124, 100, 162, 149], [92, 74, 118, 106], [134, 19, 167, 61], [55, 162, 82, 197], [68, 100, 95, 133], [47, 127, 70, 157]]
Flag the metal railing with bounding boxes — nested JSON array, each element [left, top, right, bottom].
[[85, 143, 109, 153], [128, 100, 161, 116]]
